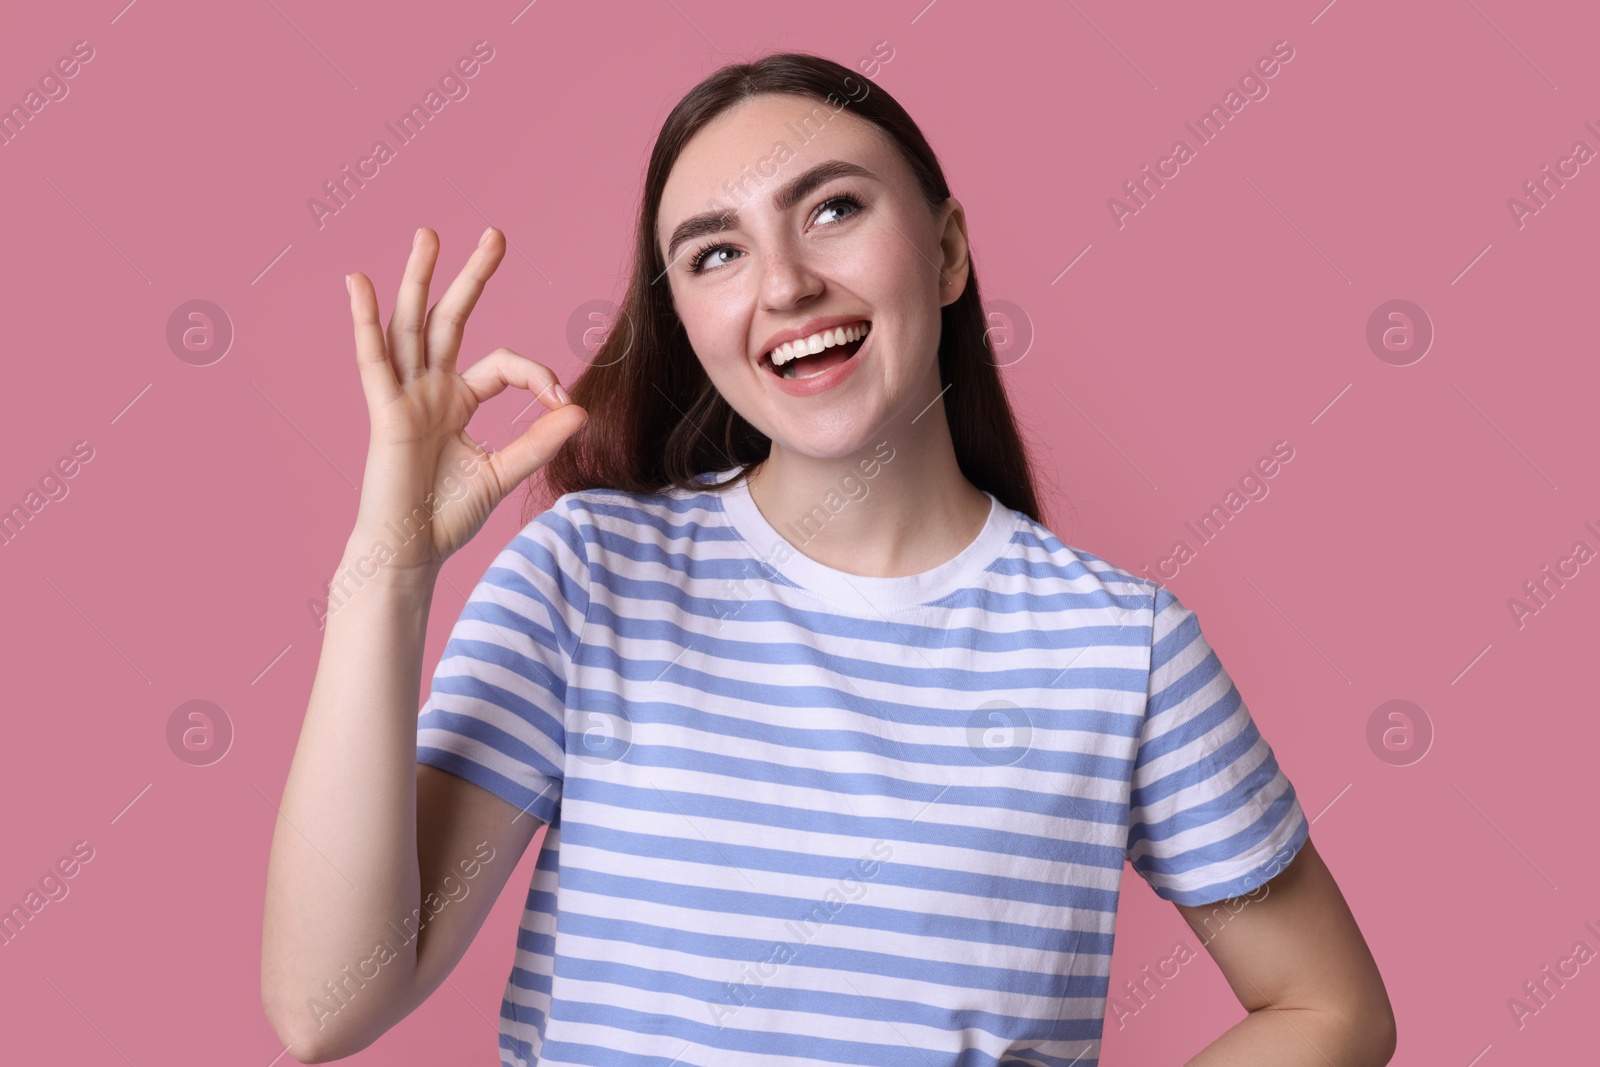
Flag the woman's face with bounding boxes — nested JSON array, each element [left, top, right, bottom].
[[656, 93, 969, 462]]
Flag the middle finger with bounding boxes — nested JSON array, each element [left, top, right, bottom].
[[386, 227, 439, 381], [423, 226, 507, 375]]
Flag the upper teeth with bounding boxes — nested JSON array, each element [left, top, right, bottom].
[[767, 322, 870, 366]]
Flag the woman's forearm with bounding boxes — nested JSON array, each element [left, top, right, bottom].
[[260, 532, 439, 1059]]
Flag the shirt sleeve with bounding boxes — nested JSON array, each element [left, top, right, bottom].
[[415, 495, 591, 826], [1124, 583, 1309, 906]]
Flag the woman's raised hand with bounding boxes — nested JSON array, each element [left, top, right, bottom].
[[343, 226, 587, 578]]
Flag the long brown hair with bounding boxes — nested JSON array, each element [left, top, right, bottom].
[[526, 50, 1044, 526]]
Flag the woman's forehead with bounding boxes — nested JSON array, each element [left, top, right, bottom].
[[668, 98, 886, 197]]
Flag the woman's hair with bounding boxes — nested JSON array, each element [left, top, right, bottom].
[[527, 50, 1045, 526]]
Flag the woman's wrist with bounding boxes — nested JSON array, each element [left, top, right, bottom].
[[333, 526, 443, 596]]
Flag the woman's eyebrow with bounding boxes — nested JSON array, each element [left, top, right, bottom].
[[662, 159, 878, 263]]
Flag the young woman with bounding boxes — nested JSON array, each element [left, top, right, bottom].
[[262, 52, 1395, 1066]]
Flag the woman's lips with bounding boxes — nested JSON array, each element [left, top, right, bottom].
[[764, 321, 872, 378], [758, 316, 873, 366], [764, 324, 871, 396]]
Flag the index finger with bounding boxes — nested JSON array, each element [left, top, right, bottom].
[[423, 226, 507, 374], [348, 271, 401, 407]]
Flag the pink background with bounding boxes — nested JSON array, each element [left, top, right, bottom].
[[1, 0, 1594, 1062]]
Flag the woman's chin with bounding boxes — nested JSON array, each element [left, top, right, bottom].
[[760, 426, 887, 464]]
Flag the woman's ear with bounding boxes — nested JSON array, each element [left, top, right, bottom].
[[937, 197, 972, 306]]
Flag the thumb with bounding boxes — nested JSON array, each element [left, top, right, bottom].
[[489, 405, 588, 495]]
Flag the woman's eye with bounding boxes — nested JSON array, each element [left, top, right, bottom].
[[688, 244, 739, 274], [815, 195, 863, 225]]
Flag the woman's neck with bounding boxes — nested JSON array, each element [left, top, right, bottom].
[[741, 405, 992, 580]]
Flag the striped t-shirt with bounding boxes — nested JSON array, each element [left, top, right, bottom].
[[416, 467, 1308, 1067]]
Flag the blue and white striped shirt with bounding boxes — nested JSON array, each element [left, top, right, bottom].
[[416, 467, 1308, 1066]]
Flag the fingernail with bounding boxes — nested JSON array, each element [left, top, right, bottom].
[[413, 228, 424, 250], [479, 226, 494, 248], [344, 274, 353, 296], [552, 383, 572, 406]]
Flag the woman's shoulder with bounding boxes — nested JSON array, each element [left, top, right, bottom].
[[533, 473, 740, 556], [549, 474, 727, 522], [1003, 506, 1159, 603]]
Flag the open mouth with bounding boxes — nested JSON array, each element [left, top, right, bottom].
[[763, 321, 871, 380]]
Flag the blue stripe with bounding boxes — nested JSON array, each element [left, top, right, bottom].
[[548, 954, 1106, 1040], [532, 910, 1103, 1000], [562, 779, 1130, 869], [559, 821, 1122, 911]]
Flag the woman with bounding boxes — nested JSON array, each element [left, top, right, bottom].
[[262, 52, 1395, 1066]]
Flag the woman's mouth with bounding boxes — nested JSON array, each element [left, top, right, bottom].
[[764, 321, 871, 380]]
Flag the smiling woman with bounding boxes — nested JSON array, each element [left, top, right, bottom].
[[538, 62, 1035, 537], [262, 49, 1394, 1067]]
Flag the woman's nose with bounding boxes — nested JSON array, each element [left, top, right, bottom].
[[758, 249, 824, 308]]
